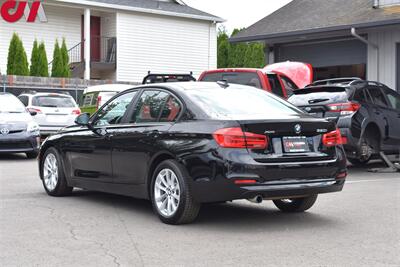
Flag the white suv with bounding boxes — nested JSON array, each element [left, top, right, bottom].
[[18, 92, 81, 135]]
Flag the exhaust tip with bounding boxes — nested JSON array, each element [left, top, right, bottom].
[[248, 195, 263, 204]]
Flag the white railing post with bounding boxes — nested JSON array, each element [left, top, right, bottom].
[[84, 8, 91, 80]]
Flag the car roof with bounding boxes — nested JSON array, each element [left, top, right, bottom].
[[202, 68, 276, 75], [84, 84, 135, 94], [157, 81, 258, 93]]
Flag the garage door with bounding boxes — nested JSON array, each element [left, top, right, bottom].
[[276, 39, 367, 68]]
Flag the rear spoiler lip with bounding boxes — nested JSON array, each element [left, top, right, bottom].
[[293, 85, 348, 95]]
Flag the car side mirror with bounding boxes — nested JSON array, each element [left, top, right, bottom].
[[75, 113, 91, 126], [29, 110, 37, 116]]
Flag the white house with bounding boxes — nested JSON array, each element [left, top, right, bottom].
[[0, 0, 222, 82]]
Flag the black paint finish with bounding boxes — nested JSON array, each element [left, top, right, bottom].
[[39, 83, 347, 203]]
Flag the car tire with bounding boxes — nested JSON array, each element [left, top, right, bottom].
[[273, 195, 318, 213], [348, 138, 373, 166], [41, 147, 73, 197], [26, 151, 39, 159], [150, 160, 200, 225]]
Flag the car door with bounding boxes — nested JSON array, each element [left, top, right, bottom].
[[64, 91, 137, 183], [111, 89, 182, 185], [365, 87, 391, 142], [382, 88, 400, 145]]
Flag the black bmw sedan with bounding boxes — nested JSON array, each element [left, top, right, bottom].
[[38, 82, 347, 224]]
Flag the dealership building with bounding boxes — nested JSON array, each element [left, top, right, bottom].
[[0, 0, 222, 82], [231, 0, 400, 92]]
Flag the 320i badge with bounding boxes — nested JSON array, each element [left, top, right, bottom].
[[38, 82, 347, 224]]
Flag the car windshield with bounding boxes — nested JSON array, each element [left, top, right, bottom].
[[32, 95, 76, 108], [0, 94, 27, 113], [185, 86, 302, 120]]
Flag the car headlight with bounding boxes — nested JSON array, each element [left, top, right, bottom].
[[27, 122, 40, 135]]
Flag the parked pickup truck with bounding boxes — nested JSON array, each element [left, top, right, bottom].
[[198, 62, 313, 99]]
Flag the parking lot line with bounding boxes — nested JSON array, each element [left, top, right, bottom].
[[346, 177, 399, 184]]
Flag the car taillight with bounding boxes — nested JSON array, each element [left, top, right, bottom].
[[213, 127, 268, 149], [322, 129, 343, 147], [28, 108, 42, 114], [72, 109, 81, 115], [96, 95, 102, 110], [327, 102, 360, 115]]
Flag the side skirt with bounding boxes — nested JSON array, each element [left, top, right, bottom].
[[68, 179, 149, 200]]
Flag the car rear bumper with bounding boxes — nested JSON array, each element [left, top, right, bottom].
[[188, 147, 347, 203], [191, 178, 345, 203]]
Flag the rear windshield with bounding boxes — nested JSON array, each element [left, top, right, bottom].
[[288, 87, 349, 106], [185, 87, 302, 120], [201, 72, 262, 89], [32, 95, 76, 108]]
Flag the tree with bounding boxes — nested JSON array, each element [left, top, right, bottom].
[[7, 33, 29, 76], [217, 27, 230, 68], [244, 43, 265, 68], [60, 38, 70, 77], [216, 27, 266, 69], [30, 39, 39, 76], [51, 39, 64, 77], [37, 42, 49, 77], [228, 28, 247, 68]]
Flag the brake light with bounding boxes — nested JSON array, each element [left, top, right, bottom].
[[213, 127, 268, 149], [322, 129, 343, 147], [28, 108, 42, 114], [96, 95, 102, 110], [72, 108, 81, 115], [327, 102, 360, 115]]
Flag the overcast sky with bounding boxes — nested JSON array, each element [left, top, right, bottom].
[[183, 0, 293, 33]]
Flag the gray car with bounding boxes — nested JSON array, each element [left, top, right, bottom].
[[0, 93, 40, 158]]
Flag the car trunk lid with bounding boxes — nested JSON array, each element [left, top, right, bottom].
[[239, 118, 337, 163]]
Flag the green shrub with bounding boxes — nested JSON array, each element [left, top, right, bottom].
[[30, 39, 39, 76], [7, 33, 29, 76], [60, 38, 70, 77], [37, 42, 49, 77], [51, 39, 64, 77]]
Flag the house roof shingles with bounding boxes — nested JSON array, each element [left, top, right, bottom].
[[77, 0, 223, 22], [231, 0, 400, 42]]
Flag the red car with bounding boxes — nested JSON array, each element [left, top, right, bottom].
[[199, 62, 313, 99]]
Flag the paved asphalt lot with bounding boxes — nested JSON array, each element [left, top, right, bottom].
[[0, 154, 399, 267]]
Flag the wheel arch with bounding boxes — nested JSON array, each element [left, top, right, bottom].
[[361, 122, 382, 151], [146, 151, 177, 199]]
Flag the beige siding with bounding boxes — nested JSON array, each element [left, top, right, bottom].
[[116, 12, 217, 82], [367, 27, 400, 89], [0, 4, 82, 75]]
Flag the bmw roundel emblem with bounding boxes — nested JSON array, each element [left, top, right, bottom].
[[0, 128, 10, 135], [294, 124, 302, 134]]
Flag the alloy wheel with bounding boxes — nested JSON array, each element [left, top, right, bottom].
[[43, 153, 59, 191], [154, 168, 181, 217]]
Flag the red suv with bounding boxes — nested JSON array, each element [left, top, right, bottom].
[[199, 62, 313, 99]]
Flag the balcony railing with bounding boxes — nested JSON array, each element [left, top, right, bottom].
[[67, 36, 116, 64]]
